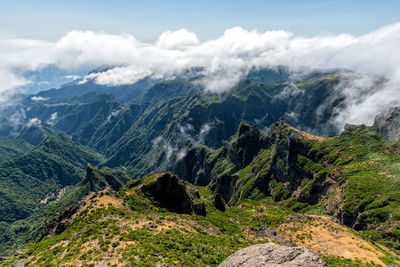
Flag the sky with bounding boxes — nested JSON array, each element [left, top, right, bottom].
[[1, 0, 400, 41], [1, 0, 400, 130]]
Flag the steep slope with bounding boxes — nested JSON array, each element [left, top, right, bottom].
[[25, 93, 125, 145], [0, 139, 34, 163], [374, 106, 400, 141], [3, 173, 397, 266], [17, 123, 60, 146], [101, 73, 344, 179], [0, 134, 102, 224], [172, 120, 400, 254], [0, 164, 127, 256]]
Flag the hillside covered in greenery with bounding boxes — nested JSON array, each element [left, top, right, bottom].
[[1, 67, 400, 266]]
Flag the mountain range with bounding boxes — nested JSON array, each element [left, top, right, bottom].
[[0, 66, 399, 266]]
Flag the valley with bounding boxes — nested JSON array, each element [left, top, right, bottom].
[[0, 68, 399, 266]]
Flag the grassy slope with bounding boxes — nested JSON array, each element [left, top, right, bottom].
[[4, 174, 398, 266], [172, 122, 400, 257], [310, 127, 400, 251]]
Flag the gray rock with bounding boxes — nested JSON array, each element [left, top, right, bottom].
[[11, 259, 29, 267], [374, 107, 400, 141], [218, 243, 327, 267], [343, 123, 367, 133]]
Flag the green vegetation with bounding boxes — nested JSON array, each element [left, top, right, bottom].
[[4, 174, 397, 266], [4, 182, 294, 266], [0, 135, 103, 255], [1, 69, 400, 265], [0, 139, 34, 163]]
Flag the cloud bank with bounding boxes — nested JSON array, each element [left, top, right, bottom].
[[1, 23, 400, 128]]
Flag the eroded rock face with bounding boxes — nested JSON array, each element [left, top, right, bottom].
[[218, 243, 327, 267], [83, 164, 125, 192], [214, 193, 227, 211], [39, 200, 85, 241], [374, 107, 400, 141], [140, 173, 206, 216]]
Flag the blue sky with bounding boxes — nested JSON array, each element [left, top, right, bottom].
[[1, 0, 400, 41]]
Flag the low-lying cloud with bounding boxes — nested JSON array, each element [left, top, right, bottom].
[[1, 23, 400, 128], [152, 122, 214, 163]]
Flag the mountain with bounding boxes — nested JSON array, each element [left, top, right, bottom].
[[172, 120, 400, 252], [0, 134, 102, 225], [0, 139, 34, 163], [3, 168, 398, 266], [0, 163, 127, 256], [100, 72, 345, 179], [1, 66, 400, 265]]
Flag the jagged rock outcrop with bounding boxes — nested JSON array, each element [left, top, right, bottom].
[[214, 193, 227, 211], [174, 120, 332, 206], [40, 165, 125, 240], [39, 201, 85, 241], [374, 107, 400, 141], [83, 164, 125, 192], [255, 120, 328, 203], [172, 146, 214, 186], [227, 122, 263, 168], [210, 174, 242, 205], [218, 243, 327, 267], [139, 173, 206, 216], [342, 123, 367, 133]]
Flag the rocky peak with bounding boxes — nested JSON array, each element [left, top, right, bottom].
[[139, 172, 206, 216], [227, 121, 262, 168], [83, 164, 124, 192], [373, 106, 400, 141]]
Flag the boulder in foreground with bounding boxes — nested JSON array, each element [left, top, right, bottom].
[[218, 243, 327, 267]]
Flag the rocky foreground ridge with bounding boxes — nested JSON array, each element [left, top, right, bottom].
[[218, 243, 327, 267]]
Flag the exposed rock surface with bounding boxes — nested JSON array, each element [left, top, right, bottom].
[[342, 123, 367, 134], [11, 258, 30, 267], [374, 106, 400, 141], [39, 200, 85, 241], [214, 193, 227, 211], [218, 243, 327, 267], [40, 165, 125, 240], [174, 120, 333, 206], [83, 164, 125, 192], [139, 173, 206, 216]]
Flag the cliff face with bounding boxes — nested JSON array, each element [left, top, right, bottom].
[[172, 120, 333, 206], [172, 119, 400, 244], [374, 106, 400, 141], [138, 172, 206, 216], [83, 164, 125, 192], [39, 165, 126, 241]]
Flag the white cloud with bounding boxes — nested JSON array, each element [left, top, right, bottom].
[[27, 117, 41, 128], [106, 109, 121, 121], [64, 75, 81, 80], [47, 112, 57, 124], [0, 24, 400, 127], [156, 29, 199, 50], [332, 72, 400, 129], [31, 96, 49, 101]]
